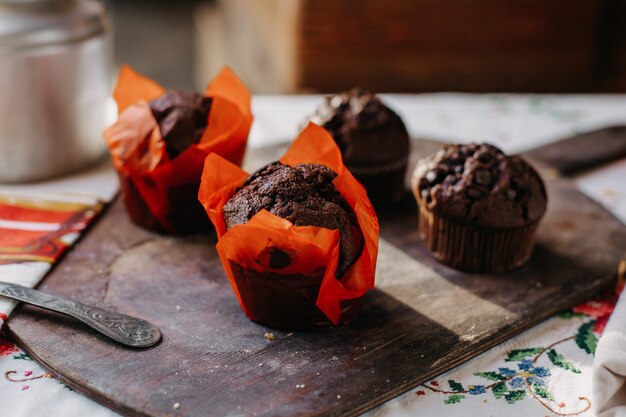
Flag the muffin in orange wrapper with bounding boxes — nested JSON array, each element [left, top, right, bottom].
[[103, 65, 253, 234], [198, 123, 379, 329]]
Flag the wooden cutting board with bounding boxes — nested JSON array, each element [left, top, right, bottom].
[[7, 130, 626, 417]]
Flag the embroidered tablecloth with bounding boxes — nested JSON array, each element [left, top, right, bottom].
[[1, 94, 626, 417]]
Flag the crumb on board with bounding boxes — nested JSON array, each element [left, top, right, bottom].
[[459, 333, 478, 342], [337, 394, 341, 399], [601, 188, 618, 198], [296, 384, 306, 389], [173, 402, 181, 410], [618, 260, 626, 291], [176, 305, 183, 311], [264, 332, 276, 341]]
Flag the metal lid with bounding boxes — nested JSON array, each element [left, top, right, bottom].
[[0, 0, 108, 50]]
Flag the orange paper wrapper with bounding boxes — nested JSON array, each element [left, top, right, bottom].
[[198, 123, 379, 328], [103, 65, 253, 234]]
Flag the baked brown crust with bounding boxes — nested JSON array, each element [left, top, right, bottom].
[[412, 143, 547, 229], [149, 91, 212, 159], [223, 162, 365, 276]]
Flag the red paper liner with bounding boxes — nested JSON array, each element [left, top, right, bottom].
[[198, 123, 379, 328], [104, 66, 252, 234], [418, 206, 539, 273]]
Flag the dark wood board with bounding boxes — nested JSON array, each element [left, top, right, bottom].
[[523, 125, 626, 175], [6, 134, 626, 417]]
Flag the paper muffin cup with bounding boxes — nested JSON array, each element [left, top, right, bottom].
[[117, 170, 212, 234], [229, 260, 364, 329], [198, 124, 380, 330], [417, 204, 539, 273]]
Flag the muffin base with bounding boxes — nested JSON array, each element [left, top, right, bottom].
[[418, 207, 539, 273], [229, 261, 363, 330], [118, 173, 166, 233], [348, 156, 408, 207], [118, 172, 212, 235]]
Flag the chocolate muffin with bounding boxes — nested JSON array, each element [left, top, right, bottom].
[[117, 91, 213, 234], [149, 91, 212, 159], [310, 88, 410, 205], [105, 65, 252, 236], [411, 143, 547, 273], [223, 162, 364, 277]]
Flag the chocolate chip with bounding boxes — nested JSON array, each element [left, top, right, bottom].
[[425, 170, 439, 183], [466, 188, 482, 199], [475, 169, 492, 186], [506, 189, 517, 200], [475, 150, 492, 164]]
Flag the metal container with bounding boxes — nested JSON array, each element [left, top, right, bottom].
[[0, 0, 112, 182]]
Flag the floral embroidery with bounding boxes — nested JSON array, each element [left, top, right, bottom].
[[0, 339, 18, 357], [12, 353, 32, 361], [5, 370, 52, 382], [527, 96, 585, 122], [572, 297, 617, 334], [1, 346, 75, 392], [420, 291, 619, 416]]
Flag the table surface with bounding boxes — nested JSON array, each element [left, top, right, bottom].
[[1, 93, 626, 417]]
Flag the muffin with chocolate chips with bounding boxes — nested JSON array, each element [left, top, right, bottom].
[[310, 88, 410, 206], [221, 161, 365, 328], [411, 143, 547, 272]]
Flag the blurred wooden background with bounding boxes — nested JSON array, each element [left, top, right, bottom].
[[113, 0, 626, 93]]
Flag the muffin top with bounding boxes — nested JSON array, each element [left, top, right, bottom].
[[413, 143, 547, 229], [149, 91, 212, 159], [310, 88, 410, 166], [222, 162, 365, 276]]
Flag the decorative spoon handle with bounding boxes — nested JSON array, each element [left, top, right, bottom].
[[0, 281, 161, 348]]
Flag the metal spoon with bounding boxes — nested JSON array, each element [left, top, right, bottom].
[[0, 281, 161, 348]]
